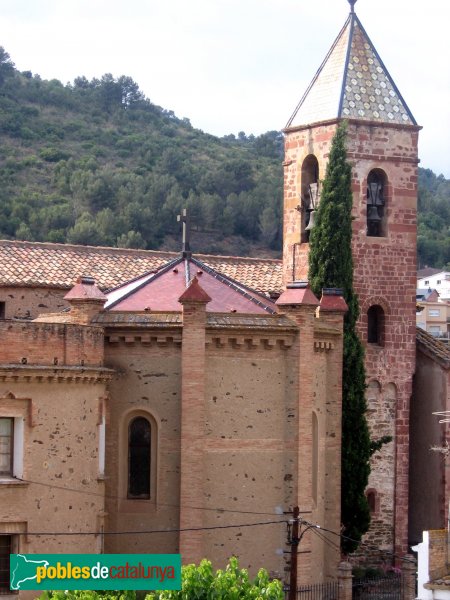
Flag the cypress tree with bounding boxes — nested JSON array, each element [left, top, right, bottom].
[[308, 122, 371, 554]]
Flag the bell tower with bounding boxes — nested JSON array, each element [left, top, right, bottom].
[[283, 0, 420, 559]]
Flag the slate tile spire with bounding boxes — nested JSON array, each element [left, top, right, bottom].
[[286, 2, 416, 128]]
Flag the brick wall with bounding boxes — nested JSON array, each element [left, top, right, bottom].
[[0, 320, 104, 367], [102, 307, 344, 583]]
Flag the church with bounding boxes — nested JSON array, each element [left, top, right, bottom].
[[1, 1, 449, 596]]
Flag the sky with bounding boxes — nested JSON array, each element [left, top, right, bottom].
[[0, 0, 449, 177]]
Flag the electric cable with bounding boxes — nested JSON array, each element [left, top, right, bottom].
[[300, 519, 416, 564], [20, 477, 285, 517], [18, 519, 286, 538]]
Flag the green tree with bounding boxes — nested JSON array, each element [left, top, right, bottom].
[[308, 122, 371, 554], [147, 557, 283, 600], [0, 47, 15, 86]]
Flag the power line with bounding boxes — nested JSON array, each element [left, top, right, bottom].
[[308, 524, 340, 553], [19, 519, 286, 538], [20, 477, 283, 517], [301, 519, 416, 564]]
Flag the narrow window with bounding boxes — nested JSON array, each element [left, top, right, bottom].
[[367, 305, 385, 345], [367, 490, 377, 514], [0, 418, 13, 476], [0, 535, 12, 594], [367, 170, 387, 237], [128, 417, 151, 499], [312, 412, 318, 504], [0, 303, 5, 320]]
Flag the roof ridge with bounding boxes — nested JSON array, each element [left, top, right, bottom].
[[0, 239, 177, 257], [0, 239, 281, 264], [286, 14, 351, 128], [106, 257, 183, 309], [192, 257, 277, 314], [416, 327, 450, 367], [350, 14, 416, 125]]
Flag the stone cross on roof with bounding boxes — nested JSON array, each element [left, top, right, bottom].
[[177, 208, 192, 258]]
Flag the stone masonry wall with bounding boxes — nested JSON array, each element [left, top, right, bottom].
[[201, 343, 294, 579], [0, 286, 67, 319], [427, 529, 447, 581], [102, 312, 344, 584], [0, 376, 109, 600], [103, 329, 182, 555], [283, 119, 419, 560]]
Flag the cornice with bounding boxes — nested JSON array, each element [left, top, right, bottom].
[[0, 365, 114, 383]]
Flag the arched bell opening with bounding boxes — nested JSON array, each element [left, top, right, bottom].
[[366, 169, 388, 237], [300, 155, 320, 242]]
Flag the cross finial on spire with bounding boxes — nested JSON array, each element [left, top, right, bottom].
[[348, 0, 357, 13], [177, 208, 192, 258]]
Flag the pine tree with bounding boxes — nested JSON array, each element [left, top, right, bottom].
[[308, 122, 371, 554]]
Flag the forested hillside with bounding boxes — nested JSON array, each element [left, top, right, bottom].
[[417, 169, 450, 268], [0, 47, 448, 267]]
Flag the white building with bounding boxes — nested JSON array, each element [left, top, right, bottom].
[[417, 270, 450, 303]]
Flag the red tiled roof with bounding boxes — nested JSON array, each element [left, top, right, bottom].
[[64, 276, 107, 301], [0, 240, 283, 297], [107, 258, 276, 314], [319, 294, 348, 313], [416, 327, 450, 368], [276, 286, 319, 307]]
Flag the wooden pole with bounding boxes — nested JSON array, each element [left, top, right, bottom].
[[289, 506, 300, 600]]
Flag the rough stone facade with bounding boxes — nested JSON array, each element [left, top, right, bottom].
[[0, 275, 347, 597], [0, 319, 111, 599], [0, 286, 67, 320], [283, 118, 420, 560]]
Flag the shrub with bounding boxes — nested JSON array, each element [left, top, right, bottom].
[[146, 557, 283, 600]]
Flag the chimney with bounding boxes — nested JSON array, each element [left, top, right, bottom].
[[64, 276, 107, 324]]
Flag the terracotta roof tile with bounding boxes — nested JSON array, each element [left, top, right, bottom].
[[276, 286, 320, 307], [64, 277, 107, 301], [416, 327, 450, 367], [0, 240, 283, 297]]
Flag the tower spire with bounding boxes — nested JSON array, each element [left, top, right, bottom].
[[348, 0, 357, 13]]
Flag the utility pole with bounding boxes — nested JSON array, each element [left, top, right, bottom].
[[288, 506, 300, 600]]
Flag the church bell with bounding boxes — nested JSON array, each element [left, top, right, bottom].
[[305, 209, 316, 232], [367, 205, 381, 224]]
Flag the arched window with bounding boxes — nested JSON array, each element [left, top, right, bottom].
[[367, 305, 385, 345], [301, 155, 319, 242], [128, 416, 151, 499], [367, 169, 387, 237]]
